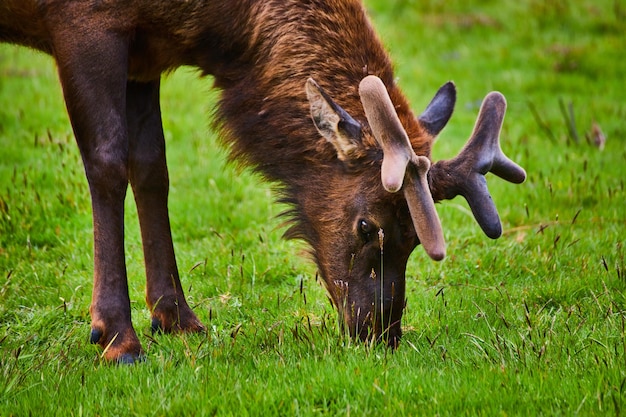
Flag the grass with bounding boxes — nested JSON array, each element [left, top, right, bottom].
[[1, 0, 625, 415]]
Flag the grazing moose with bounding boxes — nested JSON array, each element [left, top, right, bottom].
[[0, 0, 526, 363]]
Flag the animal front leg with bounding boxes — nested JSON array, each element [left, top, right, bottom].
[[126, 80, 205, 336], [53, 30, 143, 363]]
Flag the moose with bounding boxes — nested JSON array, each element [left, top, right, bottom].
[[1, 0, 526, 363]]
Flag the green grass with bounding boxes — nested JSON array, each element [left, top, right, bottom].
[[1, 0, 625, 415]]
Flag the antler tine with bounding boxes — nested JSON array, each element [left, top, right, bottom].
[[359, 76, 413, 193], [403, 155, 446, 260], [359, 75, 446, 261], [464, 92, 526, 184], [430, 91, 526, 239]]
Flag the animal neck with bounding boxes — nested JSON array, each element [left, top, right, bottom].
[[208, 0, 395, 184]]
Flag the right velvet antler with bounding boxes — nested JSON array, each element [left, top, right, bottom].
[[429, 91, 526, 239]]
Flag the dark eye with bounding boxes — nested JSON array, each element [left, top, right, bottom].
[[358, 219, 374, 241]]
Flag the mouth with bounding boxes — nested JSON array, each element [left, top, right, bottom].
[[324, 250, 409, 348], [340, 301, 404, 348]]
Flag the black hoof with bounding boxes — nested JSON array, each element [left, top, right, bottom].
[[90, 328, 103, 344], [151, 318, 163, 335], [116, 353, 145, 365]]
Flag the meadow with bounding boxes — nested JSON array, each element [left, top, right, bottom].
[[1, 0, 625, 415]]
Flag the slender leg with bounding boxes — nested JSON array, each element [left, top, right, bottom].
[[52, 32, 142, 362], [126, 80, 204, 335]]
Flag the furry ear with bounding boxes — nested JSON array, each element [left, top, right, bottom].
[[306, 78, 362, 161]]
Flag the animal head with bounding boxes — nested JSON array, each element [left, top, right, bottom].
[[302, 75, 526, 346]]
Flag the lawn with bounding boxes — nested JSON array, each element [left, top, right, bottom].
[[1, 0, 625, 415]]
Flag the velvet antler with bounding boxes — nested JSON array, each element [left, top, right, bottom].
[[429, 91, 526, 238], [359, 75, 446, 261]]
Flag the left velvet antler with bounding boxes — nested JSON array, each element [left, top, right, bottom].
[[359, 75, 446, 261]]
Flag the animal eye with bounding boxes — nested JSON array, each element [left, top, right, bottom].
[[358, 219, 374, 240]]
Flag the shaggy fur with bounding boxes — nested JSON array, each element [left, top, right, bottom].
[[1, 0, 524, 360]]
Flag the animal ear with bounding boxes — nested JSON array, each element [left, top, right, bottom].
[[418, 81, 456, 136], [306, 78, 363, 161]]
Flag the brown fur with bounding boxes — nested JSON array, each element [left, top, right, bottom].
[[1, 0, 522, 361]]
